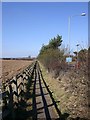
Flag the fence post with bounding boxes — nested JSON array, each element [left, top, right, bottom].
[[20, 74, 24, 101], [2, 83, 7, 110], [18, 75, 24, 102], [14, 76, 19, 106], [9, 84, 15, 120], [23, 71, 27, 93]]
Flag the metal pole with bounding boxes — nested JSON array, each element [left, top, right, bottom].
[[68, 13, 86, 69], [76, 44, 79, 69], [68, 16, 71, 57], [68, 13, 86, 57]]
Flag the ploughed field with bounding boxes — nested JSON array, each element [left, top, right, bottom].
[[0, 60, 33, 82]]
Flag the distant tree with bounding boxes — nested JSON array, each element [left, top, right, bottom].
[[39, 35, 62, 56], [73, 51, 77, 56], [88, 46, 90, 52], [78, 49, 88, 62], [28, 55, 31, 59], [48, 35, 62, 49], [39, 44, 49, 55], [38, 34, 65, 73]]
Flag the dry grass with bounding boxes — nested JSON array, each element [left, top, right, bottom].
[[39, 62, 89, 119]]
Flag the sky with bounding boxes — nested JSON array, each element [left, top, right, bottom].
[[2, 2, 88, 58], [0, 2, 2, 58], [88, 2, 90, 47], [1, 0, 89, 2]]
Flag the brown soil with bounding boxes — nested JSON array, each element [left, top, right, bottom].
[[1, 60, 33, 82]]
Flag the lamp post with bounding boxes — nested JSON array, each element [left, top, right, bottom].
[[68, 12, 86, 57]]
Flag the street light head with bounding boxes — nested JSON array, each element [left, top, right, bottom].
[[76, 44, 80, 46], [81, 12, 86, 16]]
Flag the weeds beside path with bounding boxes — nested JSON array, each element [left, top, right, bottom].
[[39, 62, 89, 120]]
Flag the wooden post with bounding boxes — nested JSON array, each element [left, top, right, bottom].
[[14, 76, 19, 105], [2, 83, 7, 109], [9, 84, 15, 120], [23, 71, 27, 93]]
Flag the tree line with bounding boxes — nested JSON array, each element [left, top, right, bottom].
[[38, 35, 67, 77], [38, 34, 89, 77]]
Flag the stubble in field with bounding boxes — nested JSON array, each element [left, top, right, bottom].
[[1, 60, 33, 82]]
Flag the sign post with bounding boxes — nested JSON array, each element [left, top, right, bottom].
[[66, 57, 72, 63], [66, 57, 72, 68]]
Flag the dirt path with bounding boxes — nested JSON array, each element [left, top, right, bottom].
[[15, 61, 62, 120], [3, 61, 89, 120], [35, 63, 59, 119]]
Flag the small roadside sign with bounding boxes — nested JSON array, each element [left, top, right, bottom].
[[66, 57, 72, 63]]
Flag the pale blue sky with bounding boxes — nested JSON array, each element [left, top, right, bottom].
[[2, 2, 88, 58], [0, 2, 2, 58]]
